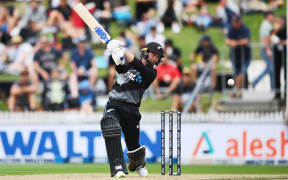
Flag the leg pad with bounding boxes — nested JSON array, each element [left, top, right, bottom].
[[101, 115, 127, 176], [127, 146, 146, 172]]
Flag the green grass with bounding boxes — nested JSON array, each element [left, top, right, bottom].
[[140, 96, 173, 112], [0, 164, 287, 175], [0, 74, 18, 82]]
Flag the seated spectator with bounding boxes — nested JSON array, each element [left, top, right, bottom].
[[17, 0, 47, 44], [136, 0, 156, 21], [5, 36, 34, 75], [47, 0, 85, 40], [112, 2, 132, 24], [8, 69, 37, 111], [159, 0, 182, 33], [268, 0, 284, 11], [193, 6, 212, 31], [241, 0, 284, 13], [164, 39, 182, 72], [153, 56, 181, 99], [136, 8, 157, 36], [190, 35, 218, 88], [0, 6, 19, 41], [42, 68, 68, 111], [216, 0, 239, 29], [171, 67, 196, 112], [119, 31, 133, 50], [78, 80, 95, 113], [182, 0, 206, 14], [240, 0, 270, 13], [47, 0, 72, 23], [93, 1, 112, 34], [182, 0, 206, 25], [225, 16, 251, 97], [134, 35, 147, 59], [145, 26, 166, 47], [69, 38, 97, 99], [185, 0, 205, 10], [34, 36, 67, 81], [0, 42, 5, 71]]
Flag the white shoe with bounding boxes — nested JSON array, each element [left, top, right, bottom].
[[114, 171, 126, 178], [137, 167, 148, 177]]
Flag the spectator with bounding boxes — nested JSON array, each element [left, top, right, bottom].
[[145, 26, 166, 47], [17, 0, 47, 44], [164, 39, 182, 72], [8, 69, 37, 111], [0, 42, 6, 71], [251, 12, 275, 89], [240, 0, 283, 14], [225, 16, 251, 98], [93, 1, 112, 34], [268, 0, 284, 11], [182, 0, 206, 26], [171, 67, 196, 112], [182, 0, 206, 13], [47, 0, 72, 25], [193, 6, 212, 31], [69, 38, 97, 99], [119, 31, 133, 49], [47, 0, 85, 40], [0, 6, 19, 41], [5, 36, 34, 75], [153, 56, 181, 99], [216, 0, 239, 29], [134, 35, 147, 59], [272, 16, 286, 101], [78, 80, 95, 113], [190, 35, 218, 88], [136, 8, 157, 36], [111, 1, 132, 24], [34, 36, 67, 81], [136, 0, 156, 21], [42, 68, 68, 111], [159, 0, 182, 33]]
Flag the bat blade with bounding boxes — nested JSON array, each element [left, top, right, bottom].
[[73, 3, 111, 44]]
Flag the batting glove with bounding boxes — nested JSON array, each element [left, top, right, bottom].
[[111, 47, 126, 65], [107, 39, 125, 52]]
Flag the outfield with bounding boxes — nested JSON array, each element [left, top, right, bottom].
[[0, 164, 287, 179]]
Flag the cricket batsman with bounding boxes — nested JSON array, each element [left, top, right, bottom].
[[101, 39, 164, 178]]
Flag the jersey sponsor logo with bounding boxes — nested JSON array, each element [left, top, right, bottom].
[[135, 75, 142, 83], [125, 70, 142, 84]]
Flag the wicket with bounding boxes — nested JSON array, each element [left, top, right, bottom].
[[161, 110, 181, 176]]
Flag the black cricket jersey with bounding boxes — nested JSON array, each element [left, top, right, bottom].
[[109, 57, 157, 107]]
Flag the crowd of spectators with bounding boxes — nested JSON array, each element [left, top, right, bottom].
[[0, 0, 286, 112], [225, 13, 286, 99]]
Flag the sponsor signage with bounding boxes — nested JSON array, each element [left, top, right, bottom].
[[0, 123, 287, 164]]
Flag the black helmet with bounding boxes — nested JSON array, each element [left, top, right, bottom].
[[146, 42, 164, 58]]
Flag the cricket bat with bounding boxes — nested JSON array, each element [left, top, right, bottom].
[[73, 3, 111, 44]]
